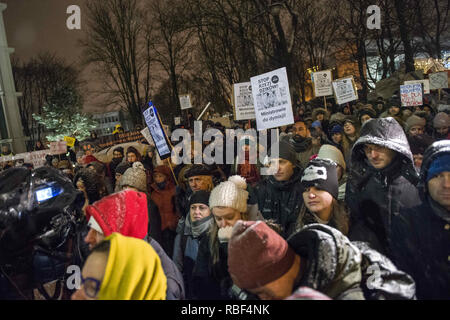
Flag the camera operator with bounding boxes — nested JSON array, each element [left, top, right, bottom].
[[0, 166, 85, 299]]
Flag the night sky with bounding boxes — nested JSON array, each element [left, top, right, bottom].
[[2, 0, 108, 113]]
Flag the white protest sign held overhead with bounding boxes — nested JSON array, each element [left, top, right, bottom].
[[250, 67, 294, 131], [400, 84, 423, 107], [174, 117, 181, 126], [332, 76, 358, 105], [312, 70, 333, 97], [233, 82, 256, 121], [179, 94, 193, 110], [143, 102, 172, 159], [429, 72, 449, 90], [50, 141, 67, 155], [404, 79, 430, 94]]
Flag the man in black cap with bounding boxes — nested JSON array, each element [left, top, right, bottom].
[[250, 140, 304, 239]]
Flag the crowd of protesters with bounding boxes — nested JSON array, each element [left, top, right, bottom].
[[0, 90, 449, 300]]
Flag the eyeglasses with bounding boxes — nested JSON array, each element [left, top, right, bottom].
[[363, 144, 385, 154], [80, 275, 102, 298]]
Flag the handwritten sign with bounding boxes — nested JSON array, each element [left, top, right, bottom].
[[233, 82, 256, 121], [50, 141, 67, 155], [429, 72, 449, 90], [404, 79, 430, 94], [250, 67, 294, 131], [332, 76, 358, 105], [400, 84, 423, 107], [179, 94, 193, 110], [312, 70, 333, 97]]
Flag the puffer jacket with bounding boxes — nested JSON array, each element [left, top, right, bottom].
[[345, 117, 421, 256], [288, 224, 416, 300], [250, 167, 304, 238], [391, 140, 450, 299]]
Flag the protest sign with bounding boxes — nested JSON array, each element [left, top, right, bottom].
[[250, 67, 294, 131], [332, 76, 358, 105], [64, 136, 76, 148], [0, 149, 50, 168], [400, 84, 423, 107], [143, 102, 172, 160], [179, 94, 193, 110], [312, 70, 333, 97], [429, 72, 449, 90], [174, 117, 181, 125], [233, 82, 256, 121], [404, 79, 430, 94], [50, 141, 67, 155]]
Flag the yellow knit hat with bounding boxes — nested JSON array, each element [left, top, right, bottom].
[[98, 233, 167, 300]]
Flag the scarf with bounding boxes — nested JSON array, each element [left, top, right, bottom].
[[290, 135, 312, 153]]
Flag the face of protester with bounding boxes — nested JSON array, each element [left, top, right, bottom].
[[436, 125, 449, 136], [423, 106, 432, 116], [188, 175, 210, 192], [212, 207, 242, 228], [153, 172, 166, 184], [343, 122, 356, 136], [1, 146, 9, 154], [343, 107, 350, 115], [413, 154, 423, 170], [303, 186, 333, 215], [190, 203, 211, 222], [311, 136, 321, 147], [377, 103, 384, 111], [127, 152, 137, 163], [332, 133, 342, 144], [361, 114, 372, 124], [316, 113, 324, 121], [113, 151, 123, 159], [363, 144, 396, 170], [428, 171, 450, 211], [84, 228, 106, 251], [389, 106, 400, 116], [71, 251, 108, 300], [409, 125, 424, 136], [271, 158, 294, 182], [292, 122, 308, 138]]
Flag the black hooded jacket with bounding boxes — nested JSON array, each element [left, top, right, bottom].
[[250, 167, 304, 239], [390, 140, 450, 299], [345, 117, 421, 257]]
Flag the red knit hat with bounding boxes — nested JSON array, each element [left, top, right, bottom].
[[85, 189, 148, 239], [227, 220, 295, 290]]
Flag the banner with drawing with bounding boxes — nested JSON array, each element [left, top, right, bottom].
[[312, 70, 333, 97], [233, 82, 256, 121], [143, 102, 172, 159], [250, 67, 294, 131], [332, 76, 358, 105]]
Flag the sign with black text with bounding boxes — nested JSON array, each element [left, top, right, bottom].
[[312, 70, 333, 97], [332, 76, 358, 105], [233, 82, 256, 121], [143, 102, 172, 159]]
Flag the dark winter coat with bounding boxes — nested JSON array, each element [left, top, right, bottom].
[[250, 167, 304, 238], [390, 141, 450, 299], [345, 117, 421, 256], [145, 235, 185, 300], [172, 215, 214, 299], [288, 224, 416, 300]]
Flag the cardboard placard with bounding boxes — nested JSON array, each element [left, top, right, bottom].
[[404, 79, 430, 94], [250, 67, 294, 131], [400, 84, 423, 107], [312, 70, 333, 97], [143, 102, 172, 159], [64, 136, 76, 148], [179, 94, 193, 110], [50, 141, 67, 155], [233, 82, 256, 121], [332, 76, 358, 105], [429, 72, 449, 90]]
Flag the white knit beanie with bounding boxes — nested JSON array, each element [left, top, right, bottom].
[[317, 144, 346, 171], [209, 175, 248, 213]]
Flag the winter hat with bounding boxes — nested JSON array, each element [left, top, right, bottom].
[[119, 161, 147, 193], [358, 107, 376, 124], [426, 154, 450, 182], [343, 116, 358, 126], [329, 112, 346, 126], [115, 162, 131, 175], [275, 139, 297, 165], [311, 121, 322, 129], [87, 161, 105, 175], [330, 124, 343, 135], [407, 134, 433, 155], [405, 115, 426, 133], [433, 112, 449, 129], [209, 175, 248, 213], [153, 165, 174, 184], [317, 144, 346, 171], [189, 190, 211, 206], [113, 146, 124, 156], [227, 220, 295, 290], [301, 158, 339, 199], [185, 164, 212, 179], [85, 189, 149, 239]]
